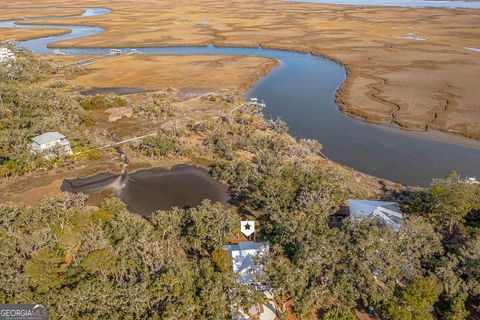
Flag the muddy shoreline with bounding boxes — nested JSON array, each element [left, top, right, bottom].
[[335, 64, 480, 141]]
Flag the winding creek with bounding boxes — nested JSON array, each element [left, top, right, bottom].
[[1, 7, 480, 186]]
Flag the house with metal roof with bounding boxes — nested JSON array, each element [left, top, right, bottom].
[[348, 199, 404, 231], [224, 241, 268, 285], [224, 241, 277, 320], [0, 47, 15, 63], [31, 132, 73, 157]]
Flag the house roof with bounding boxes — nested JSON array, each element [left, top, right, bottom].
[[31, 132, 66, 145], [348, 199, 403, 231], [224, 241, 268, 285], [0, 47, 14, 58]]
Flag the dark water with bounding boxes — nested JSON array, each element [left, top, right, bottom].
[[62, 166, 229, 217], [2, 7, 480, 186], [246, 58, 480, 186]]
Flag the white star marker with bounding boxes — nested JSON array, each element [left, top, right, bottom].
[[241, 221, 255, 237]]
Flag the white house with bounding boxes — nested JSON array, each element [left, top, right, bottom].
[[348, 199, 404, 231], [224, 241, 277, 320], [0, 47, 15, 63], [31, 132, 73, 157]]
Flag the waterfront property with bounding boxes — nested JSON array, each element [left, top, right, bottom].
[[348, 199, 404, 231], [3, 8, 480, 185], [224, 241, 277, 320], [31, 132, 73, 157], [225, 241, 268, 285]]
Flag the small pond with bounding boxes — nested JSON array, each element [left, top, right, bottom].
[[61, 165, 229, 217]]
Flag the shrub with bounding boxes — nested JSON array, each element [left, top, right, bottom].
[[133, 135, 179, 157], [81, 95, 127, 110], [71, 145, 102, 160], [211, 247, 232, 273], [323, 307, 356, 320]]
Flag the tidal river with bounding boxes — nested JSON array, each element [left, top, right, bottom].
[[1, 7, 479, 186]]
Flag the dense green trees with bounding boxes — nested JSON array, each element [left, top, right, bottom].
[[0, 81, 91, 177], [0, 45, 57, 83], [132, 134, 180, 157], [381, 277, 440, 320], [323, 307, 356, 320], [80, 95, 127, 110], [4, 180, 476, 319], [0, 195, 244, 319], [428, 172, 480, 236]]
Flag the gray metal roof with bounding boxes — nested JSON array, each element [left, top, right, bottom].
[[224, 241, 268, 285], [31, 132, 66, 145], [349, 199, 403, 231]]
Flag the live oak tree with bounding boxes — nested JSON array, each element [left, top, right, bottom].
[[381, 276, 440, 320], [323, 307, 356, 320], [428, 172, 480, 236], [406, 172, 480, 319], [0, 194, 242, 319]]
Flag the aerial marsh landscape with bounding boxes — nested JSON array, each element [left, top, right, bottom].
[[3, 0, 480, 138], [1, 1, 480, 319]]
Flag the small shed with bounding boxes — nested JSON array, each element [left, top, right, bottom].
[[31, 132, 73, 156], [348, 199, 404, 231]]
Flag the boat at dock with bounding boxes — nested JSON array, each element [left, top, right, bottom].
[[249, 97, 266, 108], [109, 48, 124, 55]]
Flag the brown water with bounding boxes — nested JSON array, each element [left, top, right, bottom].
[[61, 165, 229, 217]]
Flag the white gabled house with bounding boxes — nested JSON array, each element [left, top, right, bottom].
[[0, 47, 15, 63], [224, 241, 277, 320], [348, 199, 404, 232], [31, 132, 73, 157], [225, 241, 268, 285]]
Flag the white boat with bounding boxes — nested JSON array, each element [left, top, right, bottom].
[[53, 49, 66, 55], [465, 176, 480, 185], [109, 49, 123, 55], [248, 97, 266, 108], [129, 48, 142, 54]]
